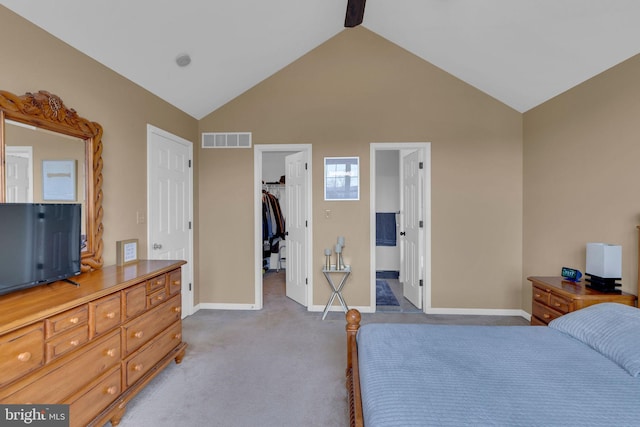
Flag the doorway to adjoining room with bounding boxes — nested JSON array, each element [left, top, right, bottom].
[[254, 144, 312, 311], [371, 144, 431, 313]]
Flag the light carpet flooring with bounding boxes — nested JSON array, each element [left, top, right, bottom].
[[112, 270, 528, 427]]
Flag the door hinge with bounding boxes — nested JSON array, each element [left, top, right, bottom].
[[419, 279, 423, 287], [419, 220, 423, 228], [305, 220, 308, 227], [189, 221, 192, 230], [188, 159, 192, 168], [419, 161, 424, 169], [189, 283, 192, 291], [305, 278, 308, 285], [305, 162, 308, 170]]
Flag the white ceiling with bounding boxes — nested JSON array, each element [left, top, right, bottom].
[[2, 1, 639, 119]]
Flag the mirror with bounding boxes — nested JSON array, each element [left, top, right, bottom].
[[0, 90, 104, 271]]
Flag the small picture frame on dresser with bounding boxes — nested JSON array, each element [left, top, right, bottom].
[[116, 239, 138, 266]]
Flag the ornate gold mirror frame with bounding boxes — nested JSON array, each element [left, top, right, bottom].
[[0, 90, 103, 271]]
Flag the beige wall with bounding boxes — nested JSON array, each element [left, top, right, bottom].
[[23, 5, 637, 314], [198, 28, 524, 309], [523, 54, 640, 310], [0, 7, 198, 289]]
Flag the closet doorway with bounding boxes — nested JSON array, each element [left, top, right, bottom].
[[147, 125, 194, 317], [254, 144, 312, 310], [370, 143, 431, 313]]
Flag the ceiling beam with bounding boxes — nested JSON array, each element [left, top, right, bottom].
[[344, 0, 366, 28]]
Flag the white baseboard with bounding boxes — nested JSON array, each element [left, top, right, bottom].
[[194, 303, 260, 312], [309, 304, 530, 320], [308, 304, 375, 314], [425, 307, 531, 320], [193, 303, 531, 321]]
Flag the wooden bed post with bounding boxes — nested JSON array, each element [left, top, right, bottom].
[[346, 309, 364, 427], [637, 226, 640, 300]]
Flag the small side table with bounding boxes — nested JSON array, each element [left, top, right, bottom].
[[322, 266, 351, 320]]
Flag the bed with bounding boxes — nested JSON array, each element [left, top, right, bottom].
[[345, 302, 640, 426]]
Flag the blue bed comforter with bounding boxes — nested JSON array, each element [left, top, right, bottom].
[[357, 304, 640, 426]]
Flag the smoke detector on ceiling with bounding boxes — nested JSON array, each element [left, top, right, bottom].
[[175, 54, 191, 67]]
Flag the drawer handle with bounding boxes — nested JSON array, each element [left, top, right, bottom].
[[69, 317, 79, 324], [174, 333, 182, 340], [106, 386, 118, 395], [70, 339, 80, 346], [133, 331, 144, 339], [17, 352, 32, 362], [133, 363, 143, 372], [106, 348, 117, 357], [172, 280, 181, 286], [543, 314, 551, 319], [156, 295, 164, 301], [106, 311, 116, 319], [554, 302, 561, 307], [156, 280, 163, 286], [534, 293, 541, 298], [172, 306, 181, 314]]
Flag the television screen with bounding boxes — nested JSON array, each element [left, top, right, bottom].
[[0, 203, 81, 296]]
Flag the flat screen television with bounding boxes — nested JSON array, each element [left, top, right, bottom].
[[0, 203, 82, 296]]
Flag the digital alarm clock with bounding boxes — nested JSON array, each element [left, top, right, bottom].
[[561, 267, 582, 281]]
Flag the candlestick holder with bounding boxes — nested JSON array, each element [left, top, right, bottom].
[[324, 248, 332, 270]]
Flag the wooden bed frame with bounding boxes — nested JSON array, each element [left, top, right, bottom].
[[346, 228, 640, 426], [346, 308, 364, 427]]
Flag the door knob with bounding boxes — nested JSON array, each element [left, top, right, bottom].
[[153, 243, 163, 250]]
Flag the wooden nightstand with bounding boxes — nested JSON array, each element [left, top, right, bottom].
[[528, 276, 637, 326]]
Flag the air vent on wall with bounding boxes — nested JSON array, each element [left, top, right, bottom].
[[202, 132, 252, 148]]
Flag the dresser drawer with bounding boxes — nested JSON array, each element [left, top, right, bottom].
[[549, 294, 571, 314], [532, 286, 550, 305], [146, 274, 167, 294], [125, 322, 182, 387], [532, 301, 563, 324], [0, 323, 45, 387], [90, 293, 121, 338], [68, 366, 122, 427], [3, 330, 120, 404], [123, 295, 181, 356], [168, 269, 182, 295], [45, 305, 88, 339], [46, 325, 90, 362], [124, 282, 147, 320], [147, 289, 169, 308]]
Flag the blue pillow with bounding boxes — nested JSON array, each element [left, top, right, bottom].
[[549, 303, 640, 377]]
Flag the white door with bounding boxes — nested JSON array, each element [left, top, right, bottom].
[[6, 147, 33, 202], [285, 151, 307, 306], [147, 125, 194, 317], [401, 150, 423, 308]]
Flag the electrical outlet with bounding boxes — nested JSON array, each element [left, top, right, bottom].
[[136, 211, 146, 224]]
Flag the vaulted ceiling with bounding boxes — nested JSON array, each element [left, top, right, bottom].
[[1, 1, 639, 119]]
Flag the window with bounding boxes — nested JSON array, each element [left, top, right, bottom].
[[324, 157, 359, 201]]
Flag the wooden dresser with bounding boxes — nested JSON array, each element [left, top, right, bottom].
[[528, 276, 636, 326], [0, 260, 187, 427]]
